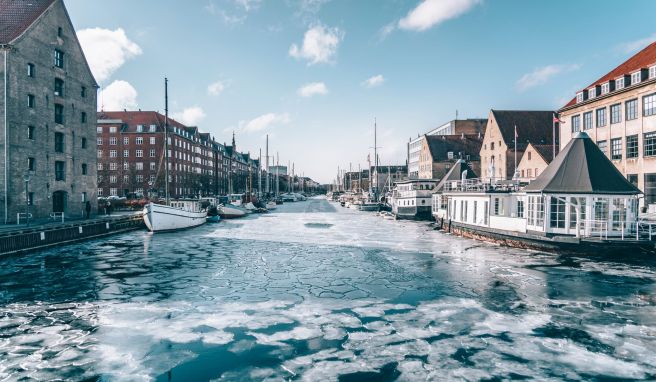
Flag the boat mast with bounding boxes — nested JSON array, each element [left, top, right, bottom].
[[258, 148, 262, 197], [374, 118, 378, 202], [276, 152, 279, 197], [265, 135, 270, 195], [164, 78, 170, 204]]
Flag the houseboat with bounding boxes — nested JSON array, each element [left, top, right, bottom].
[[432, 132, 655, 256], [391, 179, 439, 220]]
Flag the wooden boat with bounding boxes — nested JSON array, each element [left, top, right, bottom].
[[218, 204, 247, 219], [144, 200, 207, 232]]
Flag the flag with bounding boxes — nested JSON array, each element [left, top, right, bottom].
[[553, 114, 565, 124]]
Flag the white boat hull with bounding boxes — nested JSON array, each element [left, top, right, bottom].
[[143, 203, 207, 232], [219, 205, 247, 219], [266, 202, 277, 210]]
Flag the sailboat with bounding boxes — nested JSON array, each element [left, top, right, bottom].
[[143, 78, 208, 232]]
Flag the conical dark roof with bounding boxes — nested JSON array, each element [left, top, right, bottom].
[[434, 160, 477, 192], [524, 132, 641, 194]]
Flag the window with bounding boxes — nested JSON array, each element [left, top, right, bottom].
[[123, 175, 129, 183], [109, 126, 117, 133], [610, 104, 621, 124], [594, 198, 609, 222], [136, 125, 143, 132], [28, 157, 35, 171], [576, 92, 584, 103], [81, 112, 87, 123], [54, 104, 64, 124], [490, 142, 495, 150], [81, 137, 87, 148], [110, 188, 117, 196], [57, 27, 63, 38], [27, 125, 35, 140], [136, 162, 143, 170], [644, 132, 656, 157], [110, 150, 117, 158], [149, 149, 156, 157], [121, 162, 128, 171], [81, 192, 87, 203], [27, 63, 35, 77], [651, 66, 656, 79], [149, 124, 157, 132], [97, 126, 103, 133], [583, 112, 592, 130], [571, 115, 580, 132], [109, 137, 117, 145], [97, 150, 103, 158], [601, 83, 609, 94], [644, 93, 656, 117], [81, 86, 87, 98], [528, 151, 532, 160], [123, 137, 129, 145], [79, 163, 87, 175], [54, 132, 64, 152], [536, 197, 545, 227], [149, 137, 156, 145], [55, 161, 65, 181], [611, 138, 622, 160], [569, 197, 586, 229], [150, 162, 156, 171], [136, 175, 143, 183], [645, 174, 656, 204], [54, 49, 64, 68], [596, 108, 606, 127], [123, 150, 129, 157], [97, 188, 103, 196], [631, 71, 641, 85], [628, 174, 638, 187], [627, 135, 639, 158], [54, 78, 64, 96], [110, 175, 117, 184], [588, 88, 596, 99], [616, 77, 625, 90], [27, 94, 35, 108], [97, 137, 102, 145], [136, 149, 143, 158], [109, 162, 117, 170], [597, 140, 607, 155], [136, 137, 143, 145], [517, 200, 524, 218], [550, 198, 565, 229], [626, 99, 638, 120]]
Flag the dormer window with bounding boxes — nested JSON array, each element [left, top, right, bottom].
[[616, 77, 625, 90], [149, 124, 156, 132], [576, 92, 584, 103], [650, 65, 656, 79], [136, 124, 143, 132], [588, 88, 596, 99], [601, 82, 609, 95], [631, 71, 641, 85]]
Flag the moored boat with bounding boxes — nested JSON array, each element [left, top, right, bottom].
[[143, 201, 207, 232], [218, 204, 247, 219], [266, 201, 277, 210]]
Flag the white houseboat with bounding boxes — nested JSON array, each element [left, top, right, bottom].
[[391, 179, 439, 220], [432, 132, 655, 255], [144, 200, 207, 232]]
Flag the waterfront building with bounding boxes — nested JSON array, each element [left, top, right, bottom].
[[432, 132, 647, 254], [407, 119, 486, 179], [370, 165, 407, 196], [515, 143, 554, 183], [558, 42, 656, 210], [417, 134, 483, 180], [0, 0, 98, 222], [480, 110, 556, 181], [391, 178, 439, 220], [97, 111, 218, 199]]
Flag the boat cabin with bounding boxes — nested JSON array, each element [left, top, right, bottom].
[[168, 199, 204, 213], [392, 179, 439, 219]]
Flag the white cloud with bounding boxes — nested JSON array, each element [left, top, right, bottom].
[[238, 113, 291, 133], [617, 33, 656, 54], [77, 28, 142, 83], [516, 64, 581, 92], [363, 75, 385, 88], [98, 80, 138, 111], [398, 0, 481, 32], [289, 24, 343, 65], [298, 82, 328, 97], [207, 81, 226, 96], [172, 107, 207, 126]]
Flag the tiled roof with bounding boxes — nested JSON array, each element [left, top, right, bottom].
[[491, 110, 555, 150], [562, 41, 656, 108], [531, 144, 556, 163], [0, 0, 55, 44], [97, 111, 187, 132], [425, 134, 483, 161]]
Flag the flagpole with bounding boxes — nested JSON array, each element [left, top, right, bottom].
[[552, 113, 556, 159], [514, 124, 517, 180]]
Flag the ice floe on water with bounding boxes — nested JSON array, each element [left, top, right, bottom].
[[1, 198, 656, 381]]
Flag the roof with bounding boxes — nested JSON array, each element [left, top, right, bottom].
[[491, 110, 555, 150], [434, 160, 477, 192], [524, 132, 641, 195], [563, 41, 656, 108], [0, 0, 55, 44], [425, 134, 482, 161], [531, 144, 556, 163], [97, 111, 187, 132]]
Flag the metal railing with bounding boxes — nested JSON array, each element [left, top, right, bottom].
[[50, 212, 65, 223], [442, 178, 520, 193], [16, 213, 32, 225]]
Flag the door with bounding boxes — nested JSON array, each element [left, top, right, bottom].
[[53, 191, 67, 213]]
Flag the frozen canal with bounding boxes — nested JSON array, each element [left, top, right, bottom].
[[1, 197, 656, 381]]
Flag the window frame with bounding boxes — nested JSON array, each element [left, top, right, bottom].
[[626, 99, 638, 121], [627, 135, 639, 159], [610, 138, 622, 160], [643, 93, 656, 117]]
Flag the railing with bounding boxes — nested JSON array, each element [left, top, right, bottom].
[[16, 213, 32, 225], [443, 178, 520, 193], [573, 219, 656, 241], [576, 219, 608, 239], [50, 212, 65, 223]]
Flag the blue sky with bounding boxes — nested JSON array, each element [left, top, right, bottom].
[[66, 0, 656, 183]]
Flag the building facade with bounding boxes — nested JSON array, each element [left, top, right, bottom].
[[516, 143, 553, 183], [371, 165, 407, 195], [480, 110, 556, 181], [407, 119, 486, 178], [558, 41, 656, 209], [417, 134, 483, 180], [1, 0, 98, 222]]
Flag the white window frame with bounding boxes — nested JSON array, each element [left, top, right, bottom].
[[631, 71, 641, 85], [601, 82, 609, 94], [616, 77, 625, 90], [109, 126, 117, 133], [576, 92, 584, 103], [588, 88, 596, 99]]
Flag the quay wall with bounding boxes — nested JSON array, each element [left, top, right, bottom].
[[0, 215, 145, 256]]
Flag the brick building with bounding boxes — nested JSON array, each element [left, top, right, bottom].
[[558, 42, 656, 209], [0, 0, 98, 222], [417, 134, 483, 180]]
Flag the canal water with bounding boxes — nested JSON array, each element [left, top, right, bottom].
[[1, 198, 656, 381]]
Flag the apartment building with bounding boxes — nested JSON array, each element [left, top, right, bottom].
[[558, 42, 656, 209], [417, 134, 483, 180], [0, 0, 98, 222]]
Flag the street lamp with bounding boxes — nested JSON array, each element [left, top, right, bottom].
[[23, 173, 31, 225]]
